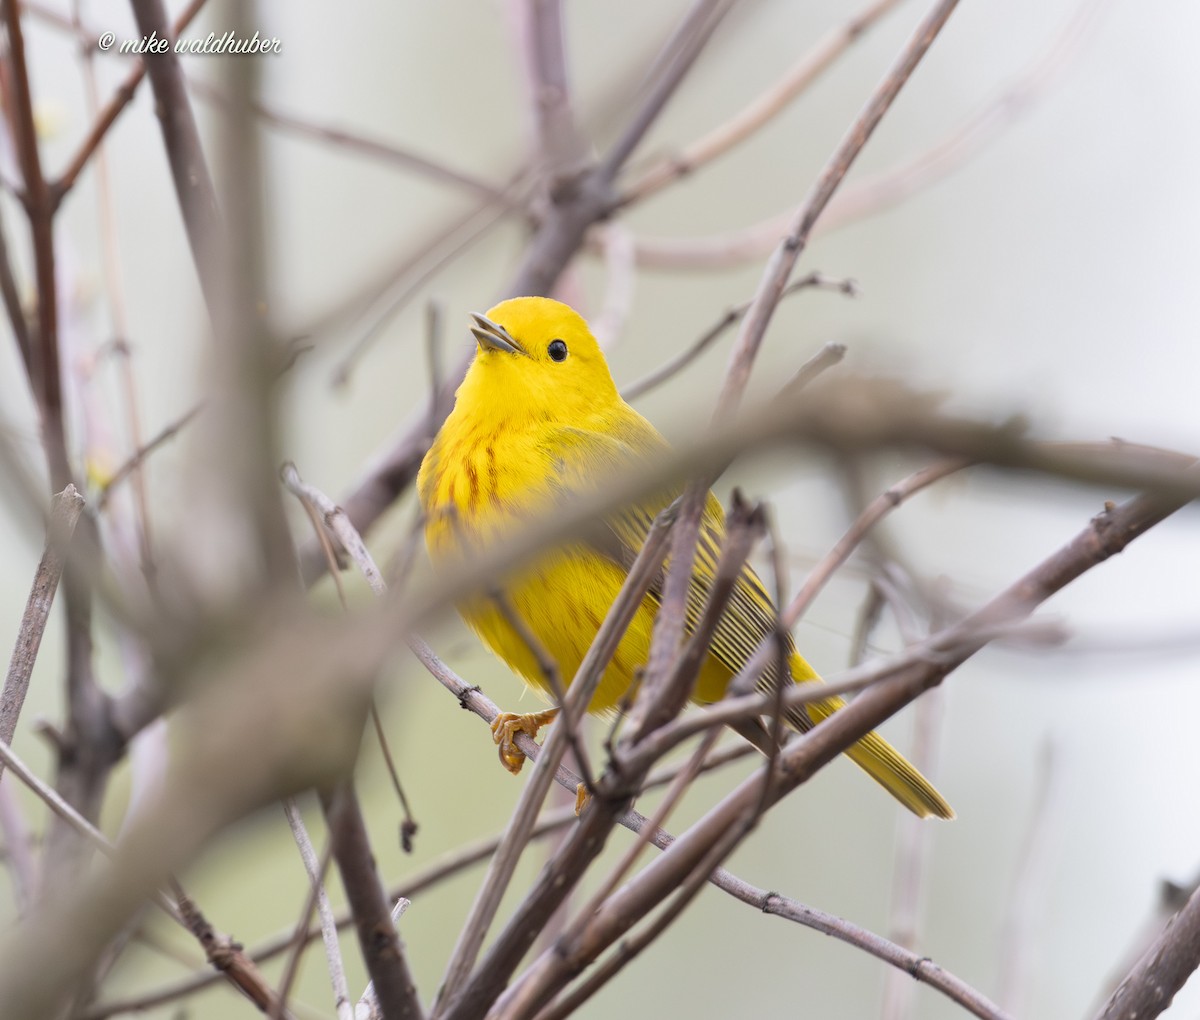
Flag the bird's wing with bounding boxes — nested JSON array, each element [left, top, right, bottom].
[[542, 421, 791, 696]]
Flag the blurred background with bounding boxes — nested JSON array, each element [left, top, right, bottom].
[[0, 1, 1198, 1017]]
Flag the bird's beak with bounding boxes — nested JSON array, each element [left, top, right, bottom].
[[470, 313, 525, 356]]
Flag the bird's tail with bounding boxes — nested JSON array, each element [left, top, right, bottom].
[[788, 652, 954, 820]]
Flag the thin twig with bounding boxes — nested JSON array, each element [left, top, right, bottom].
[[430, 503, 677, 1011], [0, 737, 295, 1012], [0, 485, 86, 764], [127, 0, 223, 315], [715, 0, 963, 420], [95, 406, 202, 511], [995, 741, 1061, 1016], [621, 273, 856, 401], [597, 0, 734, 181], [51, 0, 209, 205], [621, 0, 907, 202], [191, 77, 509, 201], [625, 0, 1107, 270], [280, 800, 352, 1020]]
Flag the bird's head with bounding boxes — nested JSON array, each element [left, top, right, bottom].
[[455, 296, 620, 425]]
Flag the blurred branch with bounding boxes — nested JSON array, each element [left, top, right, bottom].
[[127, 0, 223, 315], [716, 0, 962, 419], [520, 0, 588, 178], [51, 0, 209, 206], [597, 0, 733, 181], [3, 0, 67, 487], [625, 0, 1107, 270], [95, 405, 203, 512], [880, 684, 946, 1020], [0, 735, 291, 1015], [322, 783, 424, 1020], [302, 0, 734, 584], [281, 800, 351, 1020], [995, 741, 1061, 1016], [621, 0, 907, 203], [499, 487, 1183, 1018], [191, 78, 509, 201], [0, 199, 32, 370], [328, 178, 525, 389]]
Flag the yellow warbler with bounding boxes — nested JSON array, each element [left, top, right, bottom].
[[417, 297, 952, 819]]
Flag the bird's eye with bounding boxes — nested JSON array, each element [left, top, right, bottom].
[[547, 339, 568, 362]]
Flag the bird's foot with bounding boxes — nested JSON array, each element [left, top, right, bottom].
[[490, 708, 560, 775]]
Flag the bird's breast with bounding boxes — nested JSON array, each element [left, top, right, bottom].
[[420, 423, 550, 561]]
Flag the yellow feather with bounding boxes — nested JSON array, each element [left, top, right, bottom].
[[417, 296, 952, 819]]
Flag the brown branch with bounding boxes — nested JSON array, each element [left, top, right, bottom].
[[51, 0, 209, 206], [623, 0, 1106, 271], [501, 489, 1182, 1017], [621, 0, 907, 203], [521, 0, 587, 178], [0, 198, 31, 369], [1094, 880, 1200, 1020], [597, 0, 733, 181], [174, 888, 296, 1019], [127, 0, 223, 316], [621, 273, 856, 401], [410, 641, 1008, 1020], [3, 0, 67, 488], [190, 77, 509, 201], [95, 405, 202, 512], [716, 0, 962, 420], [0, 485, 85, 763], [0, 736, 291, 1015], [322, 783, 423, 1020]]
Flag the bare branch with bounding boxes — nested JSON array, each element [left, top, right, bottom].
[[520, 0, 587, 177], [1093, 880, 1200, 1020], [192, 77, 510, 202], [0, 485, 86, 763], [52, 0, 209, 206], [597, 0, 734, 182], [321, 784, 424, 1020], [127, 0, 223, 316], [624, 0, 1107, 271], [622, 0, 907, 203], [716, 0, 962, 420], [621, 273, 856, 401], [996, 742, 1061, 1016], [282, 800, 352, 1020]]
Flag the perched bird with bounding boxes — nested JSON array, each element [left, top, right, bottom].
[[417, 296, 952, 819]]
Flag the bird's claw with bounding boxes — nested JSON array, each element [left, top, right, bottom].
[[490, 709, 559, 775]]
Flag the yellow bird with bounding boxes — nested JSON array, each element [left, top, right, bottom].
[[417, 297, 952, 819]]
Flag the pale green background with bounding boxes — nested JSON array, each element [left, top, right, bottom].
[[1, 2, 1198, 1018]]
